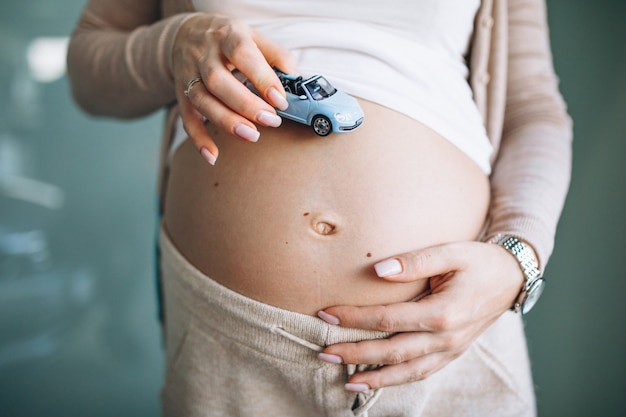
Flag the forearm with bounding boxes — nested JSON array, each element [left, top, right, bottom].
[[487, 124, 571, 268], [67, 0, 198, 118], [486, 0, 573, 268]]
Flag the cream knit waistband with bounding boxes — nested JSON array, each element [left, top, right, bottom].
[[159, 225, 391, 362]]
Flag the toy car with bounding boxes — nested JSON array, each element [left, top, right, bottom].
[[245, 69, 364, 136]]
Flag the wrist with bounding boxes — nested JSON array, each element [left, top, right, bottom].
[[485, 234, 545, 314], [169, 12, 212, 78]]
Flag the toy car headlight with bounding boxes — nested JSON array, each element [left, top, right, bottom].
[[334, 112, 352, 122]]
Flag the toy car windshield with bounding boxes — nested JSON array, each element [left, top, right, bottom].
[[305, 76, 337, 100]]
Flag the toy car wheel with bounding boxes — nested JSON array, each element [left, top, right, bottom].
[[312, 115, 332, 136]]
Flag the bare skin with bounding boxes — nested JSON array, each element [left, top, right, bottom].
[[163, 99, 491, 315], [64, 3, 543, 394], [165, 15, 525, 391]]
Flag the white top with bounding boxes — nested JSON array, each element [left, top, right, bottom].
[[174, 0, 493, 173]]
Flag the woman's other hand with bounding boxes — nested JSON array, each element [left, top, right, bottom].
[[172, 14, 296, 164], [317, 241, 525, 391]]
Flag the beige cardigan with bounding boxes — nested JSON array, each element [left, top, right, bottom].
[[67, 0, 572, 270]]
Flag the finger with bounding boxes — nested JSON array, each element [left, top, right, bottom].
[[374, 243, 469, 282], [321, 291, 466, 333], [347, 352, 453, 390], [197, 64, 283, 128], [177, 89, 219, 163], [212, 24, 289, 109], [322, 300, 443, 333], [322, 332, 442, 366], [184, 79, 262, 143]]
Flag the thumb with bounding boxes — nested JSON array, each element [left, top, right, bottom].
[[373, 244, 463, 283]]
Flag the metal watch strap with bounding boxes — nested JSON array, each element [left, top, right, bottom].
[[489, 234, 543, 314]]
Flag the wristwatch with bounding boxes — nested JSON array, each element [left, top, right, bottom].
[[489, 234, 545, 314]]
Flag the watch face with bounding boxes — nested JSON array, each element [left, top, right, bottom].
[[522, 278, 546, 314]]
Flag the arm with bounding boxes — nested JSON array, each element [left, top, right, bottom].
[[67, 0, 192, 118], [67, 0, 296, 162], [317, 0, 573, 391], [487, 0, 573, 268]]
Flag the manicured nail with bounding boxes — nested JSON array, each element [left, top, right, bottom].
[[318, 310, 340, 325], [200, 148, 216, 165], [318, 353, 343, 364], [256, 110, 282, 127], [374, 258, 403, 277], [345, 383, 370, 393], [234, 124, 260, 142], [267, 87, 289, 110]]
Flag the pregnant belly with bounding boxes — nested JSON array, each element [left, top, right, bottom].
[[163, 99, 490, 315]]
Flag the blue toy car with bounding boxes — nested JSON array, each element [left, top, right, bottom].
[[246, 69, 364, 136]]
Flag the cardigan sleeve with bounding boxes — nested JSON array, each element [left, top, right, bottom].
[[67, 0, 199, 118], [485, 0, 573, 270]]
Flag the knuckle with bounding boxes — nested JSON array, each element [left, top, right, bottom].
[[406, 368, 428, 383], [429, 314, 451, 332], [409, 251, 431, 274], [375, 307, 398, 332], [438, 332, 459, 351], [202, 67, 223, 92], [218, 28, 253, 61], [384, 348, 407, 365], [429, 307, 459, 332], [211, 22, 235, 41], [211, 25, 253, 60]]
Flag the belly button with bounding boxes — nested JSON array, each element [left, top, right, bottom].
[[308, 214, 339, 236], [314, 221, 336, 235]]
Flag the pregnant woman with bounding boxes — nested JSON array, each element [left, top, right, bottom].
[[67, 0, 572, 416]]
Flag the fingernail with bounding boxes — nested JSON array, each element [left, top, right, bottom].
[[256, 110, 282, 127], [267, 87, 289, 110], [318, 310, 340, 325], [200, 148, 217, 165], [234, 124, 260, 142], [318, 353, 343, 364], [345, 383, 370, 393], [374, 258, 403, 277]]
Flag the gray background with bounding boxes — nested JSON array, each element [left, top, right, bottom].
[[0, 0, 624, 416]]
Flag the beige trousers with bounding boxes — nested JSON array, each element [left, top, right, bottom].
[[159, 227, 536, 417]]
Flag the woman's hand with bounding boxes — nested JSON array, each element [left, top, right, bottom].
[[317, 241, 525, 392], [171, 14, 296, 164]]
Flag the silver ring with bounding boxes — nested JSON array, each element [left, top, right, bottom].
[[184, 77, 203, 97]]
